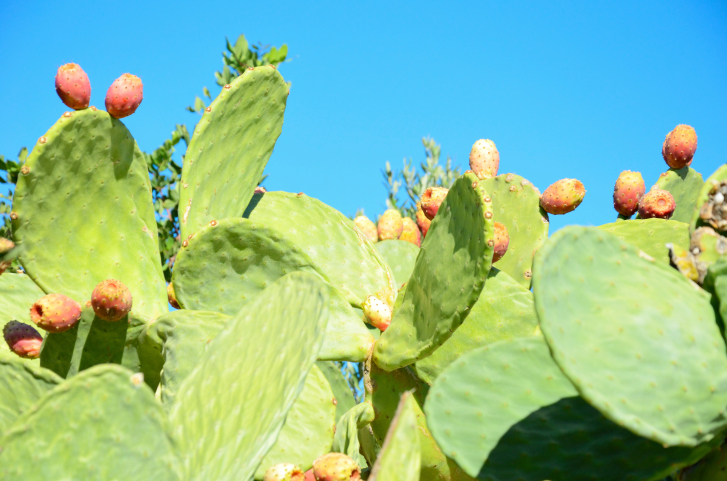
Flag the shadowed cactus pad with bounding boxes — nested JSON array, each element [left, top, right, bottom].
[[0, 352, 61, 430], [534, 226, 727, 447], [368, 392, 420, 481]]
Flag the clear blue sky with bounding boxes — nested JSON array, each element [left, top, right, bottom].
[[1, 1, 726, 233]]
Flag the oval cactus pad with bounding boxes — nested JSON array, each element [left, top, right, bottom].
[[598, 218, 689, 264], [534, 226, 727, 447], [0, 352, 61, 431], [373, 172, 494, 371], [179, 66, 288, 239], [12, 109, 167, 321], [368, 392, 421, 481], [375, 240, 420, 287]]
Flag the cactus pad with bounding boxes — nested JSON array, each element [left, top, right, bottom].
[[598, 218, 690, 264], [415, 268, 538, 385], [316, 361, 356, 422], [12, 109, 167, 321], [169, 272, 329, 481], [179, 66, 288, 238], [0, 352, 61, 430], [0, 364, 181, 480], [375, 240, 420, 287], [477, 173, 548, 287], [534, 226, 727, 447], [373, 172, 494, 371], [332, 402, 375, 466], [368, 392, 421, 481]]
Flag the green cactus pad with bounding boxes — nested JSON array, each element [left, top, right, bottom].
[[373, 173, 494, 371], [169, 272, 329, 481], [425, 337, 712, 481], [478, 173, 549, 287], [172, 218, 373, 362], [369, 392, 421, 481], [179, 66, 288, 239], [0, 273, 45, 357], [142, 309, 230, 407], [0, 364, 181, 480], [375, 240, 420, 287], [648, 167, 704, 224], [256, 365, 336, 479], [415, 268, 538, 385], [332, 402, 375, 465], [12, 109, 167, 321], [534, 226, 727, 447], [691, 164, 727, 232], [369, 364, 472, 481], [0, 352, 61, 431], [598, 219, 690, 264], [678, 442, 727, 480], [244, 192, 396, 307], [316, 361, 357, 422]]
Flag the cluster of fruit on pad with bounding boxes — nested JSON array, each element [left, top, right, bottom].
[[1, 56, 727, 481]]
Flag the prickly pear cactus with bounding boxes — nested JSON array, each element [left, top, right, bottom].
[[375, 240, 420, 287], [368, 392, 421, 481], [0, 352, 61, 429], [645, 166, 704, 223], [598, 218, 690, 264]]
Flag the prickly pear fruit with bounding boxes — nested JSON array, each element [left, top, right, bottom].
[[377, 209, 403, 241], [469, 139, 500, 179], [55, 63, 91, 110], [254, 186, 268, 194], [399, 217, 421, 247], [613, 170, 645, 217], [540, 178, 586, 215], [91, 279, 133, 321], [492, 222, 509, 263], [263, 463, 305, 481], [312, 453, 361, 481], [699, 180, 727, 232], [3, 321, 42, 359], [663, 124, 697, 169], [638, 189, 676, 219], [415, 202, 431, 238], [362, 295, 392, 331], [420, 187, 449, 220], [0, 237, 15, 275], [30, 293, 82, 333], [304, 469, 315, 481], [105, 73, 143, 119], [353, 215, 378, 242], [167, 283, 180, 309]]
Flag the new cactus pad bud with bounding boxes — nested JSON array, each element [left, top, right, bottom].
[[540, 178, 586, 215], [469, 139, 500, 179], [420, 187, 449, 220], [415, 202, 431, 238], [353, 215, 378, 242], [377, 209, 403, 240], [30, 293, 82, 333], [492, 222, 509, 263], [638, 188, 676, 219], [0, 237, 14, 275], [55, 63, 91, 110], [3, 321, 43, 359], [91, 279, 133, 321], [362, 295, 392, 331], [263, 463, 305, 481], [613, 170, 645, 217], [312, 453, 361, 481], [105, 73, 143, 119], [399, 217, 421, 246], [662, 124, 697, 169], [699, 180, 727, 232]]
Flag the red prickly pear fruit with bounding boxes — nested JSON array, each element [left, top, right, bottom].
[[167, 283, 180, 309], [377, 209, 403, 241], [613, 171, 645, 217], [638, 189, 675, 219], [55, 63, 91, 110], [415, 202, 431, 238], [30, 293, 82, 333], [491, 222, 509, 263], [304, 469, 315, 481], [105, 73, 143, 119], [91, 279, 133, 321], [420, 187, 449, 220], [312, 453, 361, 481], [0, 237, 15, 275], [469, 139, 500, 179], [255, 186, 267, 194], [263, 464, 305, 481], [353, 215, 378, 242], [3, 321, 43, 359], [540, 179, 586, 215], [362, 295, 392, 331], [663, 125, 697, 169], [399, 217, 421, 247]]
